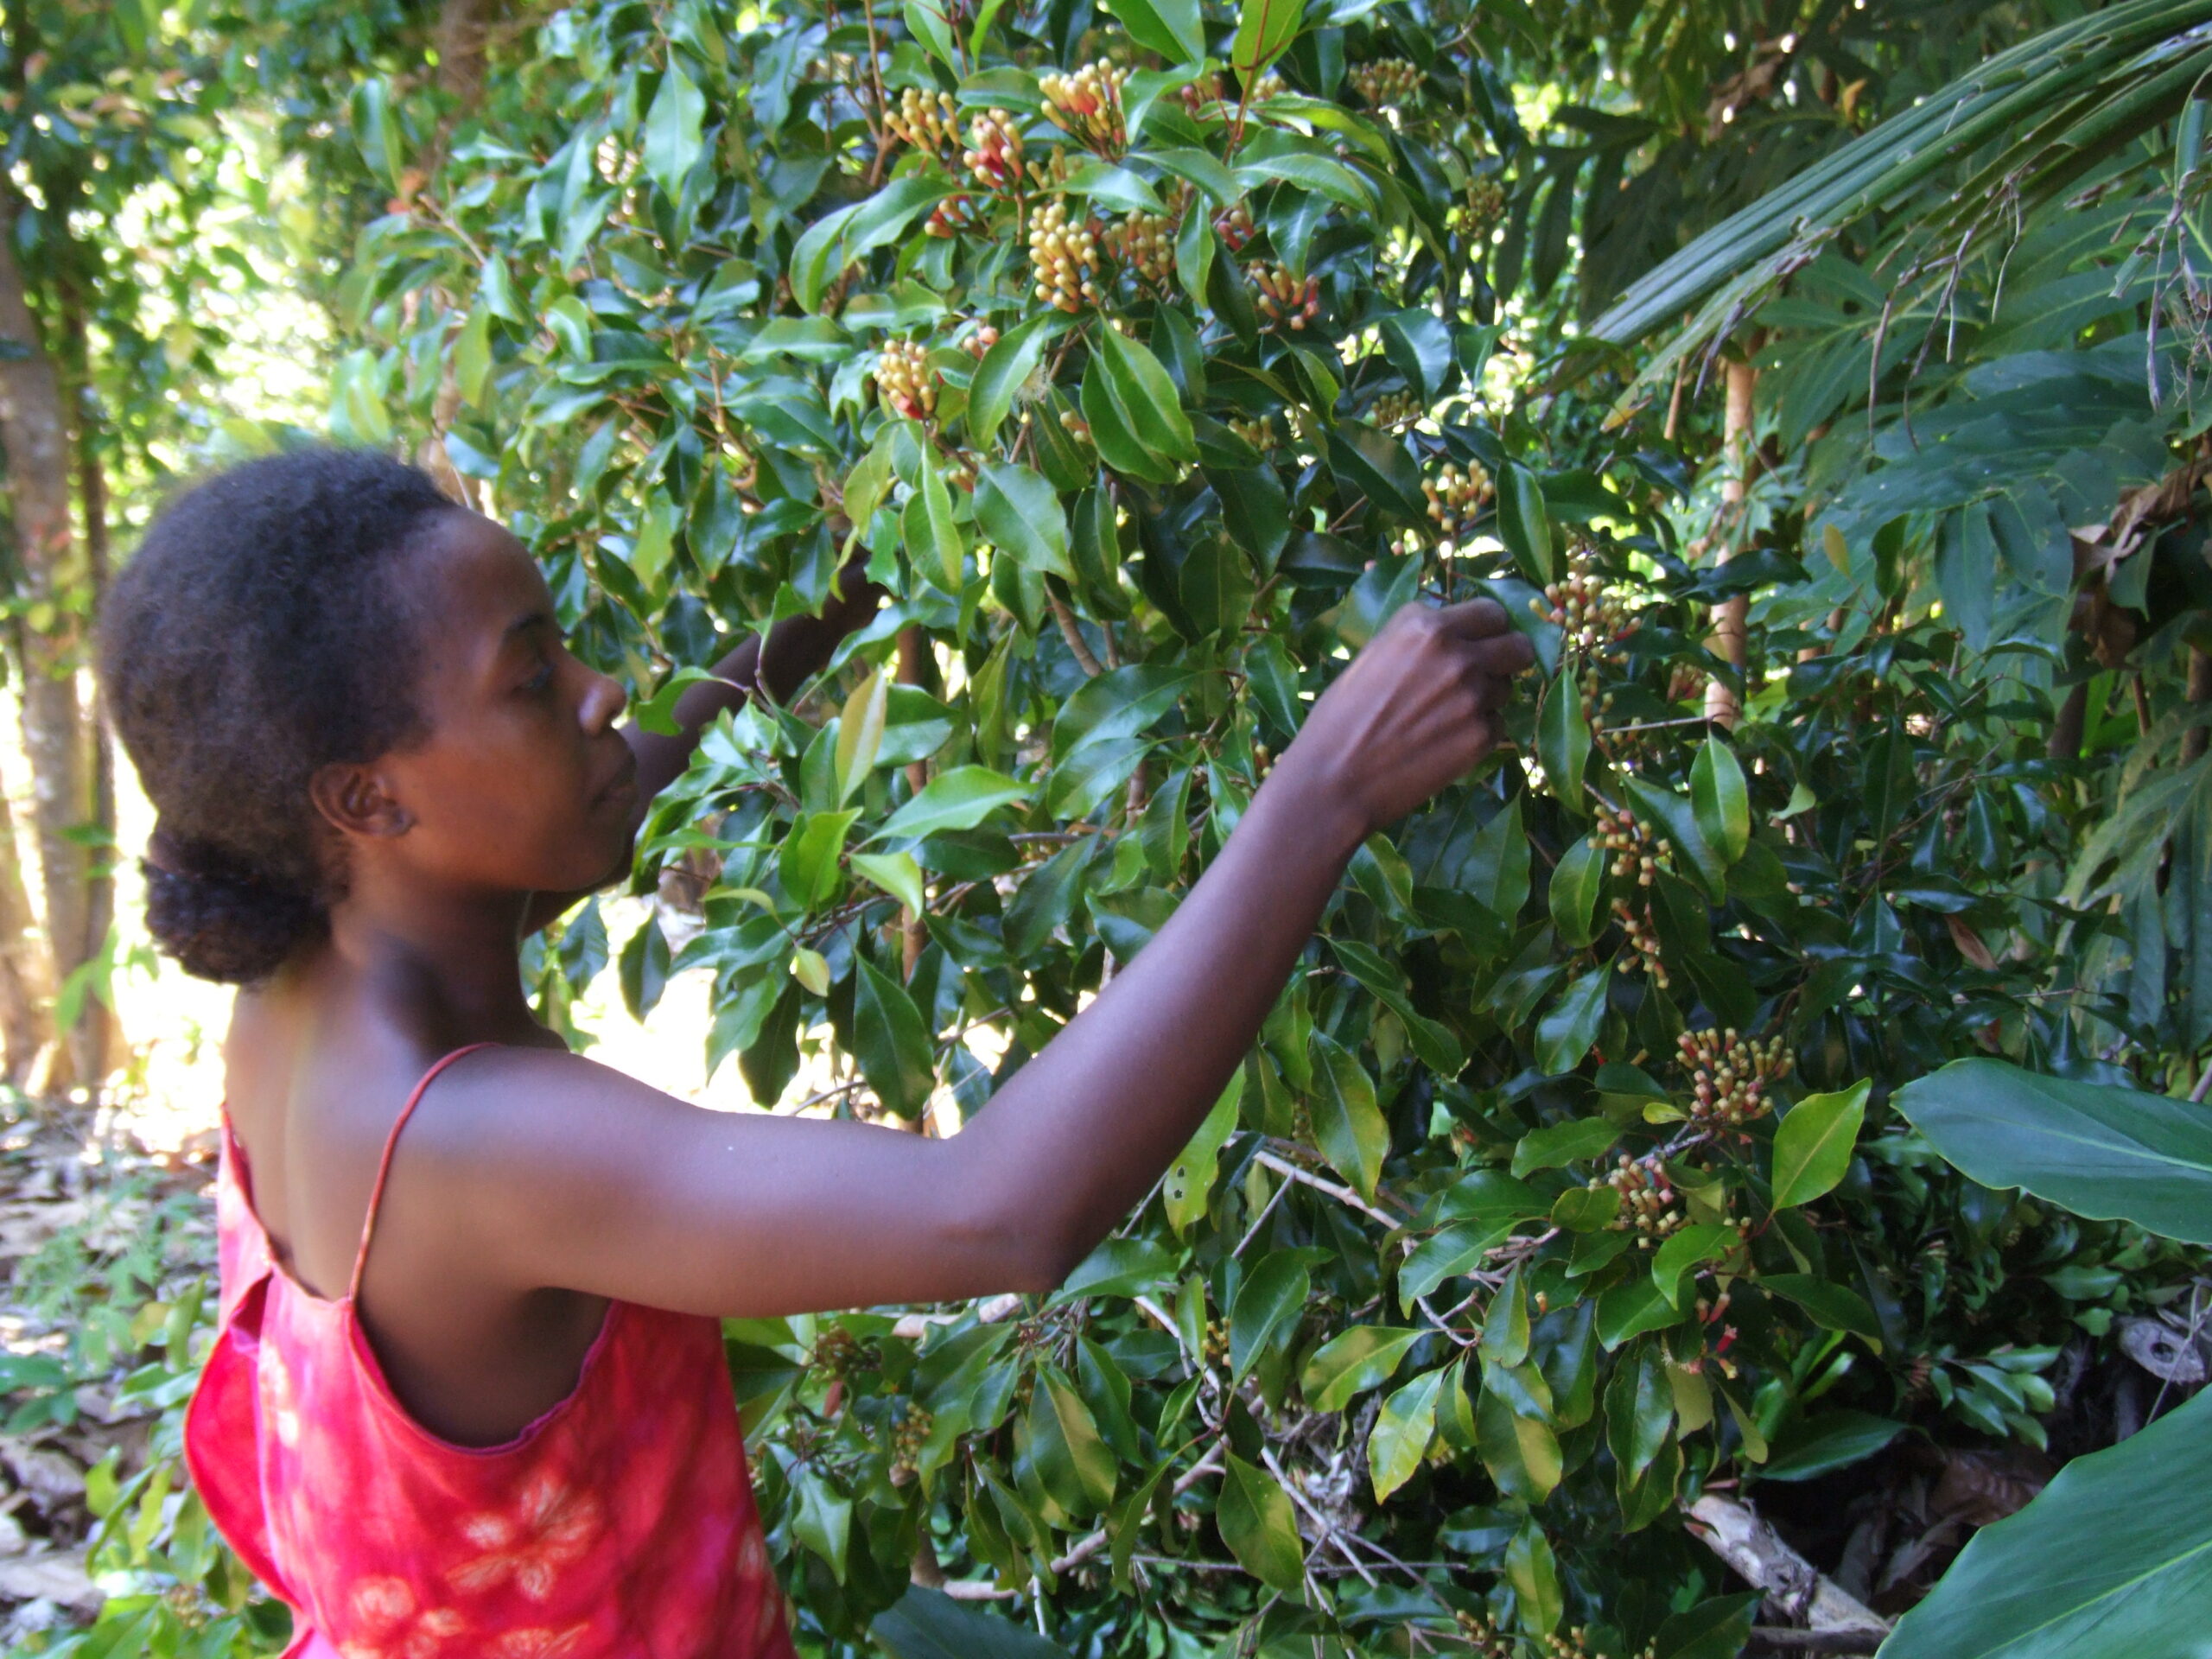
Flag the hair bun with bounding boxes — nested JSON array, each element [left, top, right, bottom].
[[142, 830, 323, 985]]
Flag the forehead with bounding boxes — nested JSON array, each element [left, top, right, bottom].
[[406, 512, 553, 669]]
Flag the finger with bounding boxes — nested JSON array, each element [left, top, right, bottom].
[[1467, 629, 1536, 676], [1434, 598, 1511, 640]]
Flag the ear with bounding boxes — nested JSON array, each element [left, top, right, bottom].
[[309, 762, 413, 841]]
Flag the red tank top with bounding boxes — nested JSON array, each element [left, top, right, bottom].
[[183, 1046, 794, 1659]]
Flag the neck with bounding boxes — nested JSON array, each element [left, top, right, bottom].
[[321, 875, 543, 1042]]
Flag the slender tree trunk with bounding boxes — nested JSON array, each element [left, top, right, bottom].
[[2187, 647, 2212, 763], [0, 734, 54, 1088], [73, 376, 117, 1080], [1705, 355, 1758, 728], [435, 0, 499, 105], [0, 190, 92, 1092]]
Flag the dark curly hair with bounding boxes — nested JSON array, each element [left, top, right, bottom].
[[99, 448, 460, 984]]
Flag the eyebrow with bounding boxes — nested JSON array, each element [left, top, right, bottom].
[[504, 609, 555, 645]]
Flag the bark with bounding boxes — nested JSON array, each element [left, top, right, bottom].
[[0, 774, 54, 1087], [67, 287, 115, 1081], [1705, 356, 1758, 728], [1685, 1493, 1891, 1637], [434, 0, 499, 105], [0, 191, 92, 1091]]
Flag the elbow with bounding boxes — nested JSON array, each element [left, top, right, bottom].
[[947, 1176, 1095, 1296]]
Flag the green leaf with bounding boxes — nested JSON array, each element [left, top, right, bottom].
[[850, 850, 927, 917], [1511, 1116, 1618, 1178], [1649, 1222, 1738, 1309], [1651, 1596, 1759, 1659], [903, 0, 957, 67], [969, 315, 1065, 453], [1303, 1325, 1422, 1413], [791, 176, 950, 313], [1771, 1081, 1871, 1209], [1690, 737, 1751, 867], [1108, 0, 1204, 62], [1535, 968, 1609, 1077], [1325, 423, 1429, 524], [1497, 462, 1554, 585], [1230, 1250, 1311, 1384], [871, 766, 1029, 842], [874, 1587, 1075, 1659], [1537, 671, 1591, 809], [1309, 1032, 1389, 1199], [1596, 1277, 1682, 1350], [1881, 1387, 2212, 1658], [1230, 0, 1304, 80], [855, 957, 935, 1119], [836, 667, 890, 806], [1464, 794, 1531, 925], [1379, 308, 1454, 402], [1761, 1274, 1884, 1346], [1026, 1363, 1117, 1514], [791, 1465, 854, 1580], [1505, 1521, 1562, 1635], [1478, 1266, 1530, 1366], [1478, 1382, 1562, 1503], [1162, 1070, 1241, 1236], [1217, 1456, 1307, 1597], [1762, 1411, 1905, 1482], [1895, 1058, 2212, 1244], [644, 61, 706, 200], [1605, 1343, 1673, 1481], [976, 461, 1075, 581], [906, 447, 967, 591], [1549, 836, 1604, 949], [1369, 1367, 1445, 1502], [779, 809, 859, 912], [1096, 325, 1196, 464], [1621, 775, 1727, 903]]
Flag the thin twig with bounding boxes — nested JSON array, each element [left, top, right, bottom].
[[1049, 587, 1105, 676], [1252, 1147, 1408, 1230]]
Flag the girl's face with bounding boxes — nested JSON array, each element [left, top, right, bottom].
[[343, 511, 638, 906]]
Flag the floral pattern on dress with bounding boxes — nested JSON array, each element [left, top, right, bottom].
[[449, 1472, 603, 1601]]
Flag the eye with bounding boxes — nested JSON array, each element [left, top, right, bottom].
[[521, 656, 556, 696]]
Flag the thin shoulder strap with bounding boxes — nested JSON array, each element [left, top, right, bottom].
[[348, 1043, 501, 1301]]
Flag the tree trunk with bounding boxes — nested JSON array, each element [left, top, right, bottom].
[[0, 190, 92, 1092], [74, 378, 117, 1080], [1705, 356, 1758, 728], [434, 0, 499, 105], [2187, 646, 2212, 764], [0, 745, 54, 1088]]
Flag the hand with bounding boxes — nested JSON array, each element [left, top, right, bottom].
[[1270, 597, 1535, 844]]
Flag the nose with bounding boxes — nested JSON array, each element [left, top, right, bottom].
[[578, 664, 627, 734]]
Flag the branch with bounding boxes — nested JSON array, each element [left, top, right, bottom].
[[1684, 1494, 1891, 1637]]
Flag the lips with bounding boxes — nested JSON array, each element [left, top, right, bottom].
[[594, 747, 640, 809]]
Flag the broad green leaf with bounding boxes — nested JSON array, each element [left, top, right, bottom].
[[791, 176, 950, 313], [1506, 1522, 1563, 1637], [855, 957, 934, 1119], [1537, 671, 1591, 808], [1771, 1081, 1871, 1209], [1308, 1032, 1388, 1199], [1881, 1387, 2212, 1658], [791, 1465, 854, 1580], [1368, 1367, 1444, 1502], [1230, 0, 1304, 82], [835, 667, 889, 806], [1217, 1453, 1306, 1592], [1511, 1116, 1618, 1178], [1650, 1222, 1738, 1309], [1026, 1363, 1116, 1514], [779, 809, 858, 912], [1761, 1274, 1884, 1346], [790, 944, 830, 995], [850, 850, 927, 917], [1621, 775, 1727, 903], [1464, 794, 1531, 925], [1081, 355, 1177, 484], [1895, 1058, 2212, 1244], [873, 1586, 1074, 1659], [1108, 0, 1204, 62], [1052, 665, 1192, 760], [1325, 423, 1428, 524], [1162, 1070, 1242, 1236], [871, 766, 1029, 842], [1597, 1277, 1682, 1350], [644, 61, 706, 200], [1762, 1411, 1905, 1482], [1096, 325, 1196, 464], [968, 315, 1064, 452], [1478, 1382, 1561, 1503], [975, 461, 1075, 580], [1690, 737, 1751, 867], [906, 448, 966, 590], [1651, 1596, 1760, 1659], [1535, 968, 1608, 1076], [1605, 1344, 1673, 1481], [1230, 1250, 1310, 1383], [1497, 462, 1554, 585], [1478, 1265, 1529, 1365], [1549, 836, 1604, 948], [903, 0, 957, 66], [1302, 1325, 1422, 1412], [1379, 308, 1453, 401]]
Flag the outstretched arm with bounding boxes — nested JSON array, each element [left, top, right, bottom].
[[471, 600, 1532, 1317]]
